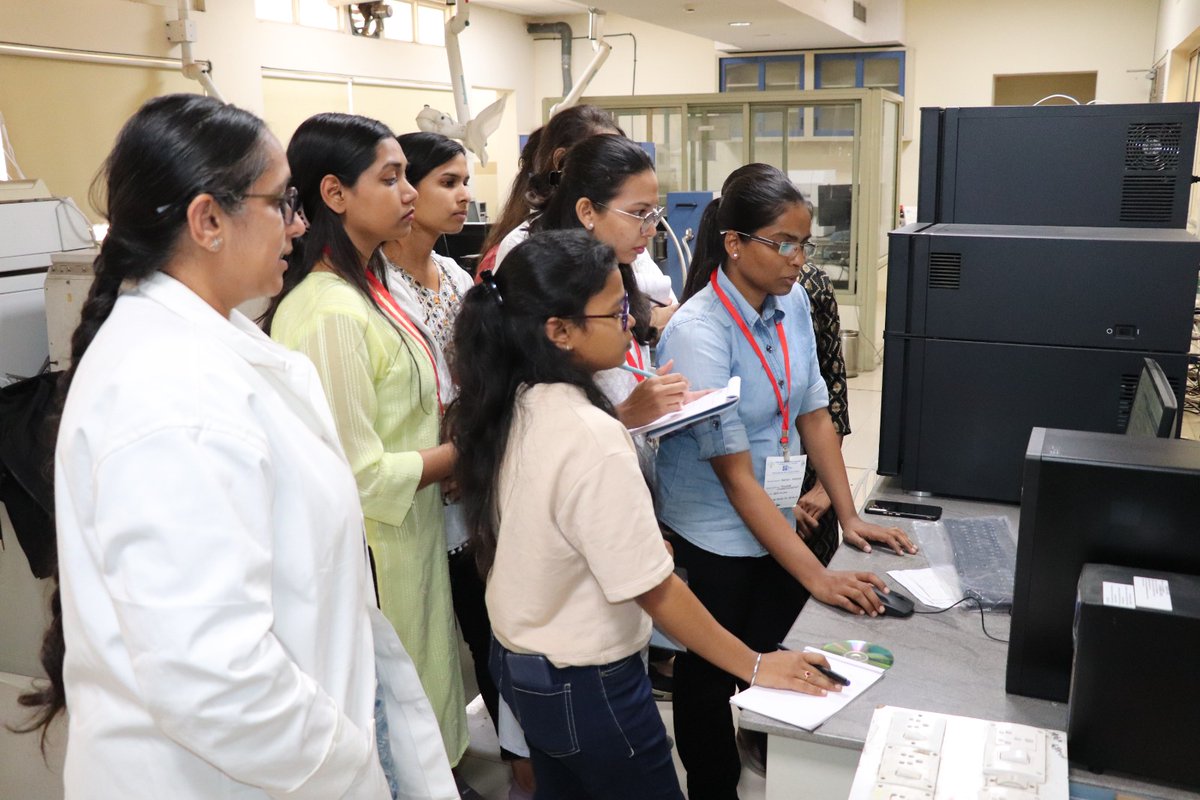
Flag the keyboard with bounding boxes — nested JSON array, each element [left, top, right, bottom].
[[943, 516, 1017, 609]]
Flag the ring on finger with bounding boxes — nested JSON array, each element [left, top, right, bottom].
[[803, 670, 811, 680]]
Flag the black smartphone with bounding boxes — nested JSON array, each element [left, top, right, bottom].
[[864, 499, 942, 521]]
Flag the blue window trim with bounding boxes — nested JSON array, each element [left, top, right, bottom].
[[719, 54, 805, 92]]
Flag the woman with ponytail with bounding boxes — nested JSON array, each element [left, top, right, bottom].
[[527, 133, 690, 429], [477, 104, 622, 274], [659, 164, 917, 799], [264, 113, 470, 787], [445, 229, 838, 800], [22, 94, 455, 798]]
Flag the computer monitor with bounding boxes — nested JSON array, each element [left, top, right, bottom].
[[1125, 357, 1177, 438], [433, 222, 490, 274], [817, 184, 851, 230], [1006, 428, 1200, 702]]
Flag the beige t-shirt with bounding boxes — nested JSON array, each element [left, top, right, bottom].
[[487, 382, 676, 667]]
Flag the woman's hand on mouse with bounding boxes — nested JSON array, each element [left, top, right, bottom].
[[841, 516, 918, 556], [754, 651, 843, 696], [809, 569, 888, 616]]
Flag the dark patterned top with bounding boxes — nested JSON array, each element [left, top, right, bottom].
[[797, 262, 851, 567]]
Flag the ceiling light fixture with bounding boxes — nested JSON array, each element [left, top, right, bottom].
[[729, 21, 751, 27]]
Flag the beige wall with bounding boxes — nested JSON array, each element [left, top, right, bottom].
[[1154, 0, 1200, 100], [530, 11, 719, 123], [900, 0, 1159, 209], [0, 0, 535, 216]]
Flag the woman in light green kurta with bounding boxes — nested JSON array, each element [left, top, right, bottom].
[[264, 113, 467, 770]]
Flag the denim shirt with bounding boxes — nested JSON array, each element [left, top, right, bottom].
[[654, 266, 829, 557]]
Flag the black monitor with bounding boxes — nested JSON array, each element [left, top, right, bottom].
[[817, 184, 851, 230], [1125, 357, 1177, 438], [1006, 427, 1200, 702], [433, 222, 490, 275]]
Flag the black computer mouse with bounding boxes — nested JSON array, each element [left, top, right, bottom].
[[873, 587, 915, 618]]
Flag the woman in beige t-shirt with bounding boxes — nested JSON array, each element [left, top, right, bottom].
[[444, 229, 845, 799]]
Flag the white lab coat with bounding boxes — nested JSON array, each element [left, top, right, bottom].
[[54, 272, 457, 800]]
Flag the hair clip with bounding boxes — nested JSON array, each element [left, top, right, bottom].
[[478, 269, 504, 306], [547, 170, 562, 187]]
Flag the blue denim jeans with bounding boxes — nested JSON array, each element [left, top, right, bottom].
[[490, 641, 684, 800]]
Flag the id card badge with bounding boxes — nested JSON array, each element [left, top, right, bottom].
[[764, 455, 808, 508]]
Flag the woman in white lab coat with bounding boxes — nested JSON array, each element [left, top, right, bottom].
[[16, 94, 457, 800]]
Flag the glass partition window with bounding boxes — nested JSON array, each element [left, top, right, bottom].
[[688, 108, 745, 193], [614, 109, 683, 205]]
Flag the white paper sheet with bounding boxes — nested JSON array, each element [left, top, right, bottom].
[[887, 566, 961, 609], [730, 647, 885, 731]]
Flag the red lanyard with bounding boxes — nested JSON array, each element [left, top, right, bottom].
[[364, 270, 442, 414], [709, 269, 791, 454], [625, 344, 646, 383]]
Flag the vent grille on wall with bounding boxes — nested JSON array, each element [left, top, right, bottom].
[[1120, 175, 1176, 223], [928, 252, 962, 289], [853, 1, 867, 23], [1125, 122, 1182, 171]]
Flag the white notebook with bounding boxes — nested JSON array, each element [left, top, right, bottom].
[[628, 376, 741, 439], [730, 647, 885, 732]]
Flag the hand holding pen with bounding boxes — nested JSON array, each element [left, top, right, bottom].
[[776, 643, 850, 686], [749, 646, 846, 696]]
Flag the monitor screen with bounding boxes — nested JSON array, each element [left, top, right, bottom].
[[817, 184, 852, 230], [1125, 357, 1177, 438], [1006, 428, 1200, 702]]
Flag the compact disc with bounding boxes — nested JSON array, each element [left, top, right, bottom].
[[821, 640, 894, 670]]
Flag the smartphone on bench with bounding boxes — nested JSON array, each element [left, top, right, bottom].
[[864, 499, 942, 521]]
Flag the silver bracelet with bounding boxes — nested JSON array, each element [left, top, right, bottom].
[[750, 652, 763, 687]]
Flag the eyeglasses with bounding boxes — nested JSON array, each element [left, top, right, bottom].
[[244, 186, 302, 226], [570, 293, 630, 331], [722, 230, 816, 259], [596, 203, 667, 235]]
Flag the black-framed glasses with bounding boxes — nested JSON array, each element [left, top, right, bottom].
[[569, 293, 630, 331], [596, 202, 667, 235], [722, 230, 816, 259], [245, 186, 301, 226]]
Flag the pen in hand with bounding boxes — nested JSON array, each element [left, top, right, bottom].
[[619, 363, 660, 380], [776, 643, 851, 686]]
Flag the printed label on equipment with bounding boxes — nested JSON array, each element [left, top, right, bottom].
[[1133, 576, 1173, 612], [1101, 582, 1136, 610]]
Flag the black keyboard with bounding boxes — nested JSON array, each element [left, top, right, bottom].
[[943, 516, 1017, 609]]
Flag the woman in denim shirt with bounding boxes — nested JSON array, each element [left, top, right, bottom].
[[656, 165, 917, 800]]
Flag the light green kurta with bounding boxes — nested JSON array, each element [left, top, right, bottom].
[[271, 271, 468, 766]]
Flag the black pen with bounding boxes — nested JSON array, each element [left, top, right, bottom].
[[776, 643, 851, 686]]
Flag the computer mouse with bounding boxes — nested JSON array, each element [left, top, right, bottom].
[[873, 586, 915, 618]]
